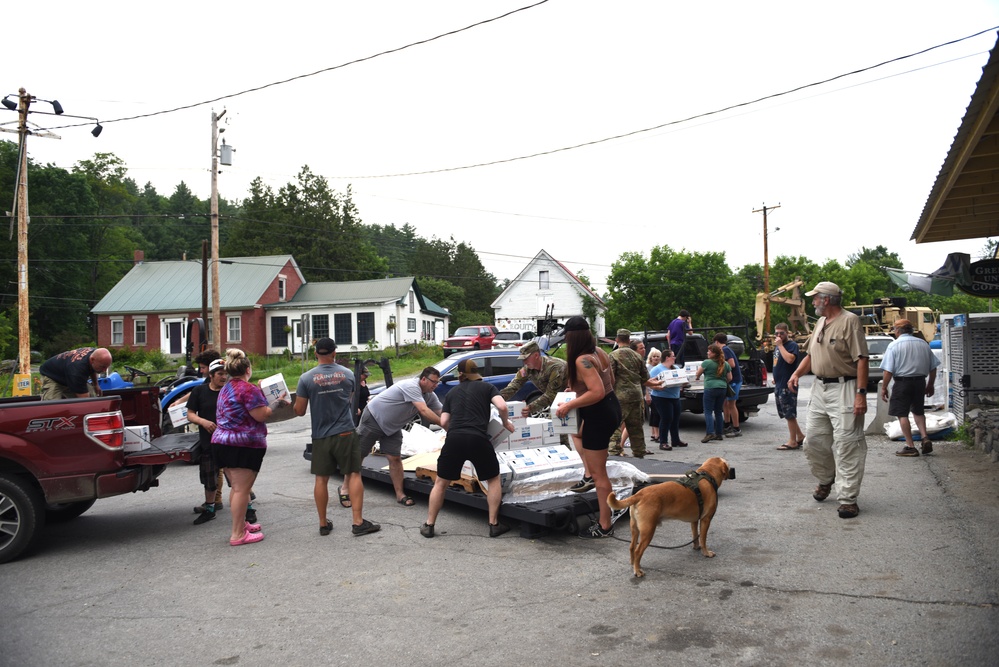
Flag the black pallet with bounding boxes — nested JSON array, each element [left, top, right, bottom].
[[359, 455, 698, 538]]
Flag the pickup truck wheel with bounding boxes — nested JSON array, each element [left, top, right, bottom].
[[44, 499, 97, 523], [0, 472, 44, 564]]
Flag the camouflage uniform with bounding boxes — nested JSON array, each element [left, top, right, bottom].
[[609, 346, 650, 457], [500, 355, 570, 446]]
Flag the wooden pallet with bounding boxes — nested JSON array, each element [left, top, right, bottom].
[[414, 464, 480, 493]]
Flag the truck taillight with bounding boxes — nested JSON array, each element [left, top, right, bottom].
[[85, 411, 125, 449]]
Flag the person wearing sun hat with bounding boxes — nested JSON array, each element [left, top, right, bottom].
[[789, 280, 869, 520], [420, 358, 515, 539]]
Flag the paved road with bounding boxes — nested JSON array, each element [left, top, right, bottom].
[[2, 377, 997, 666]]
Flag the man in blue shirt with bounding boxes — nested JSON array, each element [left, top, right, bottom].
[[772, 323, 805, 450], [880, 320, 940, 457], [667, 310, 692, 366]]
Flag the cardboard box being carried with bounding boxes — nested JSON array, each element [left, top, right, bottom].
[[259, 373, 290, 404], [123, 425, 151, 452], [551, 392, 578, 434], [168, 402, 189, 428], [655, 366, 688, 387]]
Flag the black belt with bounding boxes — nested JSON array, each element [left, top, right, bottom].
[[815, 376, 856, 384]]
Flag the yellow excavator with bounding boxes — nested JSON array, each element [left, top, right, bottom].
[[754, 277, 812, 355]]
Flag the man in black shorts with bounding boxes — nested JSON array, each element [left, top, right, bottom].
[[420, 359, 514, 538], [879, 320, 940, 457]]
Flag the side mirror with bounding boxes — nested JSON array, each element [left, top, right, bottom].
[[439, 374, 456, 384]]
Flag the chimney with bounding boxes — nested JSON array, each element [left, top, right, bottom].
[[134, 250, 144, 265]]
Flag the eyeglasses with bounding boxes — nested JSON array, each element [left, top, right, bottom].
[[424, 377, 441, 386]]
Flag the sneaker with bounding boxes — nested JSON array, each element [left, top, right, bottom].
[[723, 425, 734, 434], [489, 522, 511, 538], [193, 502, 222, 514], [725, 428, 742, 438], [712, 434, 725, 441], [569, 476, 595, 493], [701, 434, 714, 443], [420, 522, 435, 538], [813, 483, 832, 502], [250, 492, 256, 502], [193, 508, 216, 525], [245, 506, 257, 524], [352, 519, 381, 536], [319, 520, 333, 536], [838, 503, 860, 519], [895, 447, 920, 457], [579, 523, 614, 539], [921, 442, 933, 455]]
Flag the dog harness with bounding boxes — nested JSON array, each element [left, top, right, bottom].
[[672, 470, 719, 518]]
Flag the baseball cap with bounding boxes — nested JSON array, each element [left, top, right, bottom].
[[315, 337, 337, 355], [805, 281, 842, 297], [208, 359, 226, 375], [457, 358, 483, 381], [519, 340, 541, 359]]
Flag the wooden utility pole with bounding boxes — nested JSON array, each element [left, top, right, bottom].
[[753, 203, 781, 338], [210, 110, 225, 349], [15, 89, 31, 389]]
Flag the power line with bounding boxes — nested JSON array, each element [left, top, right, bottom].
[[36, 1, 551, 131], [327, 25, 999, 179]]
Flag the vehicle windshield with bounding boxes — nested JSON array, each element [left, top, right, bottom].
[[495, 332, 519, 340], [452, 327, 480, 337], [867, 339, 892, 355]]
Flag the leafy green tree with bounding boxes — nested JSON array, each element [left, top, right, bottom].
[[417, 277, 465, 313], [605, 248, 755, 334]]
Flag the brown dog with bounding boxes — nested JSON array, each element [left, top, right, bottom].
[[607, 456, 730, 577]]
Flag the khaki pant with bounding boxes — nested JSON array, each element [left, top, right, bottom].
[[610, 396, 646, 456], [40, 376, 96, 400], [804, 381, 867, 505]]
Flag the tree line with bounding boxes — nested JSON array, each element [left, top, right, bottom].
[[2, 140, 992, 359]]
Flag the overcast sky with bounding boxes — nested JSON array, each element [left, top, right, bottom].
[[10, 1, 999, 292]]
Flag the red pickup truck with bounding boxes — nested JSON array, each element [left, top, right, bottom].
[[442, 325, 499, 356], [0, 386, 199, 563]]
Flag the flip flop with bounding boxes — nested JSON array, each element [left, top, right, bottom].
[[339, 492, 351, 508], [397, 496, 416, 507], [776, 443, 801, 450]]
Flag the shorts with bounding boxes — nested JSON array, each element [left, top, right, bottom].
[[726, 381, 742, 401], [199, 442, 220, 490], [357, 409, 404, 457], [775, 385, 798, 420], [577, 392, 622, 451], [215, 444, 266, 473], [311, 431, 362, 476], [436, 432, 500, 481], [889, 376, 928, 417]]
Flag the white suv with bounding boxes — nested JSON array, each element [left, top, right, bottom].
[[865, 334, 895, 391]]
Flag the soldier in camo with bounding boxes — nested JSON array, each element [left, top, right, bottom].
[[500, 341, 570, 445], [608, 329, 661, 458]]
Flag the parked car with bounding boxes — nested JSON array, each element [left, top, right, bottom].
[[865, 334, 895, 391], [493, 331, 535, 349], [442, 325, 499, 356], [367, 349, 542, 419]]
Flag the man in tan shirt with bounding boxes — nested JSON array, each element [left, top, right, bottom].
[[788, 281, 869, 519]]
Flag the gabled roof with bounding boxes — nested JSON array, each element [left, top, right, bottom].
[[912, 33, 999, 244], [491, 249, 606, 308], [92, 255, 302, 314], [277, 276, 448, 317]]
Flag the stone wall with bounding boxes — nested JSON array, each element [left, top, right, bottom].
[[968, 408, 999, 462]]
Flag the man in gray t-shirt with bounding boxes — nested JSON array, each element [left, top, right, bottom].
[[295, 338, 379, 537], [357, 367, 443, 507]]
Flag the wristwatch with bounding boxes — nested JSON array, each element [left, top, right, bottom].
[[856, 388, 867, 395]]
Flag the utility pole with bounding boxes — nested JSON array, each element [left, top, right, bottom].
[[210, 110, 225, 349], [753, 202, 781, 339], [14, 90, 31, 391]]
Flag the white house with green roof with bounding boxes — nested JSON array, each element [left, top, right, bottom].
[[266, 277, 450, 354], [93, 253, 450, 356]]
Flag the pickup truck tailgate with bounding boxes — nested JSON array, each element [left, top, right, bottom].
[[123, 432, 200, 466]]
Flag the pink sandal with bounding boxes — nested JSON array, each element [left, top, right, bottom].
[[230, 530, 265, 546], [245, 521, 262, 533]]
